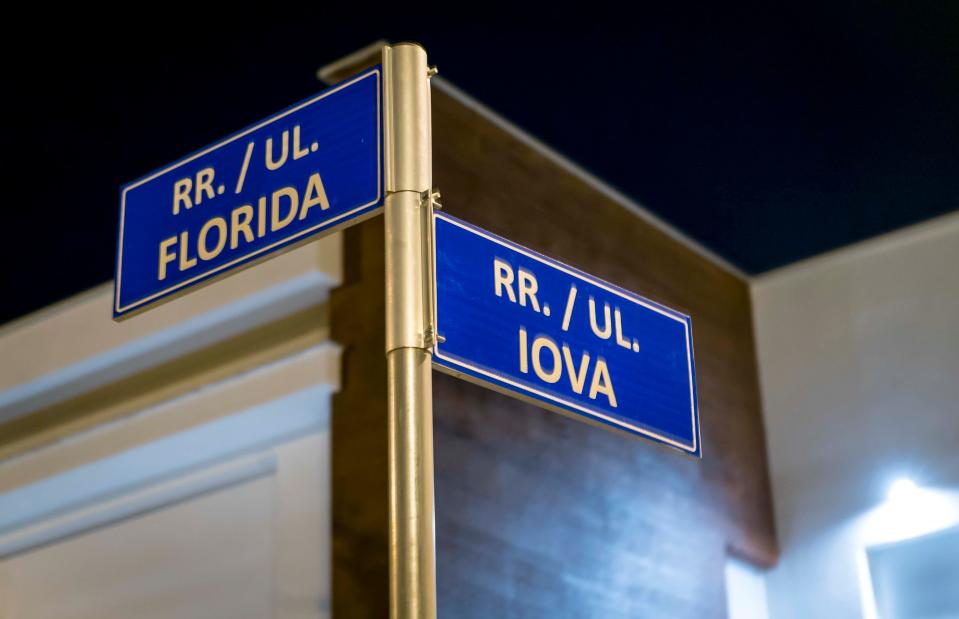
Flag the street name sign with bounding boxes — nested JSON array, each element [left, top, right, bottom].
[[114, 67, 382, 318], [432, 212, 701, 455]]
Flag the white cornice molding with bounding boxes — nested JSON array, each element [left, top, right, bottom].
[[0, 236, 341, 426]]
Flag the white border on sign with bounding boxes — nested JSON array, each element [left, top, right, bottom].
[[432, 212, 699, 454], [115, 69, 382, 314]]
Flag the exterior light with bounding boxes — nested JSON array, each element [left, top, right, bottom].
[[887, 478, 919, 503]]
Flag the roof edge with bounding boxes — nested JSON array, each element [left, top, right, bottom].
[[753, 208, 959, 286], [430, 77, 749, 281], [317, 46, 748, 281]]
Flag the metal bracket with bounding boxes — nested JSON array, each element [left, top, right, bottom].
[[421, 188, 443, 348], [428, 189, 442, 210]]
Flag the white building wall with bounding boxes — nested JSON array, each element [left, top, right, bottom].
[[751, 212, 959, 618], [0, 235, 342, 618]]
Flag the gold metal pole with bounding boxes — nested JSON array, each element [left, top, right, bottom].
[[383, 43, 436, 619]]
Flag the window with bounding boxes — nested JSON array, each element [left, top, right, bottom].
[[867, 526, 959, 619]]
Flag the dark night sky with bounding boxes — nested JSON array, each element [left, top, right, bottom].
[[3, 5, 958, 325]]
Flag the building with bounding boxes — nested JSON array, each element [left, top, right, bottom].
[[0, 44, 956, 618]]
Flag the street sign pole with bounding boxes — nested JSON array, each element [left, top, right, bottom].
[[383, 43, 437, 619]]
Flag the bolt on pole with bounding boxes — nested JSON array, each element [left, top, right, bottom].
[[382, 42, 437, 619]]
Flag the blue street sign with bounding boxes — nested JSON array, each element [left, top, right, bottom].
[[432, 213, 701, 456], [114, 67, 382, 318]]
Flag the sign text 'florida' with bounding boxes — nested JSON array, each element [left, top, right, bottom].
[[114, 67, 382, 318]]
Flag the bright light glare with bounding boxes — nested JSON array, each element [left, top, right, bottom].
[[857, 484, 959, 619], [887, 478, 919, 503], [862, 483, 959, 546]]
